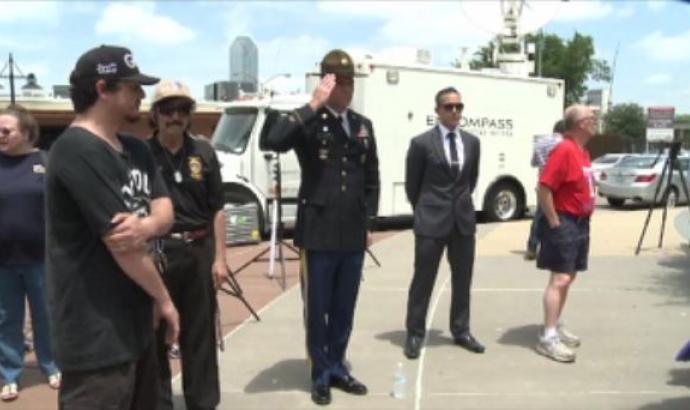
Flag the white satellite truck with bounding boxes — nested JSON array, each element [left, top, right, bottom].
[[211, 55, 564, 236]]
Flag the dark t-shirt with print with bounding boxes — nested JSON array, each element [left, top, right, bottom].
[[46, 127, 168, 371]]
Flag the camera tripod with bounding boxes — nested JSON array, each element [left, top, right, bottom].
[[218, 267, 261, 321], [232, 153, 298, 290], [635, 142, 690, 255], [216, 267, 261, 351]]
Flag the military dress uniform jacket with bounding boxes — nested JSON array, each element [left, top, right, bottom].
[[260, 104, 380, 252]]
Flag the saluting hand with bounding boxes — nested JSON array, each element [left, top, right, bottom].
[[309, 74, 336, 111]]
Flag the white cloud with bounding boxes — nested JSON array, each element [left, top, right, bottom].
[[315, 1, 570, 66], [644, 73, 672, 85], [637, 29, 690, 62], [647, 1, 667, 12], [258, 35, 331, 93], [552, 1, 613, 22], [222, 4, 253, 46], [95, 3, 195, 46], [317, 2, 493, 66], [615, 5, 635, 19], [0, 1, 60, 23]]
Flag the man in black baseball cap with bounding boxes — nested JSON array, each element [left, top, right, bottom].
[[47, 45, 178, 409], [70, 45, 159, 86], [68, 45, 159, 120]]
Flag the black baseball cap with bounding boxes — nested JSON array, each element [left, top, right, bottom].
[[69, 45, 159, 85]]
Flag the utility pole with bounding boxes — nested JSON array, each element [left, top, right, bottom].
[[608, 42, 620, 112], [0, 53, 28, 105]]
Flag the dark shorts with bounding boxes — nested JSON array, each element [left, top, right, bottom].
[[59, 341, 158, 410], [537, 213, 590, 274]]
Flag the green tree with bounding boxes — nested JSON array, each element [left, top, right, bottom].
[[467, 43, 495, 70], [604, 103, 646, 141], [675, 113, 690, 125], [465, 31, 611, 107]]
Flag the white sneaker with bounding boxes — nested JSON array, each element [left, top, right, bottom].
[[536, 337, 576, 363], [48, 373, 61, 390], [558, 325, 581, 348]]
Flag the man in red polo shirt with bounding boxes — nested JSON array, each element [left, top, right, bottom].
[[536, 104, 597, 363]]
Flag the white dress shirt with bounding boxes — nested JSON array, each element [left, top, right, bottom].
[[438, 123, 464, 170], [326, 106, 350, 137]]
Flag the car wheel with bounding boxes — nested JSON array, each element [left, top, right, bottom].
[[606, 197, 625, 208], [483, 182, 524, 222]]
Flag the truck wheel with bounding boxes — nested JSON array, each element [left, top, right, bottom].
[[223, 187, 266, 238], [483, 182, 524, 222], [606, 197, 625, 208]]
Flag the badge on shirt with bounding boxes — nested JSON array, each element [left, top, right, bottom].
[[33, 164, 46, 174], [188, 156, 203, 181]]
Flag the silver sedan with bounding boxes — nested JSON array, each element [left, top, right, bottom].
[[598, 155, 690, 208]]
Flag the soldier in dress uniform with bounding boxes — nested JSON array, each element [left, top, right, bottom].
[[260, 49, 380, 406]]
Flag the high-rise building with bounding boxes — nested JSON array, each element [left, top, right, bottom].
[[229, 36, 258, 93], [204, 81, 237, 101]]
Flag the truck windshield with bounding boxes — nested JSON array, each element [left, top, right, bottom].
[[212, 107, 258, 154]]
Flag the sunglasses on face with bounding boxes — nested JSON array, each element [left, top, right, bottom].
[[158, 100, 193, 116], [441, 103, 464, 112]]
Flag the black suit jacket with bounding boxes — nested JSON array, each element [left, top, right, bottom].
[[260, 104, 380, 252], [405, 126, 480, 238]]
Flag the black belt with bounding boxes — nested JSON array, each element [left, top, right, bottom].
[[558, 212, 590, 224], [165, 227, 211, 243]]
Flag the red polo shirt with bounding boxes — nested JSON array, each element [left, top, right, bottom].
[[540, 138, 595, 217]]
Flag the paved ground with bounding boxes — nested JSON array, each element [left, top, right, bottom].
[[9, 206, 690, 409], [5, 232, 393, 410], [185, 206, 690, 410]]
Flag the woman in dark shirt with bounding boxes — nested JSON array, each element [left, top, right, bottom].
[[0, 105, 59, 402]]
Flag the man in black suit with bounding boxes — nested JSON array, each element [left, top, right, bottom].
[[260, 50, 379, 406], [403, 86, 483, 359]]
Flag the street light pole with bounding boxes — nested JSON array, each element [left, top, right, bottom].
[[261, 73, 291, 97], [0, 53, 27, 105]]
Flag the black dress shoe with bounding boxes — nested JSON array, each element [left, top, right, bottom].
[[454, 333, 485, 354], [311, 383, 331, 405], [331, 375, 368, 395], [404, 335, 423, 359]]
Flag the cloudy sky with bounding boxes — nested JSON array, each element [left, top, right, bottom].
[[1, 1, 690, 112]]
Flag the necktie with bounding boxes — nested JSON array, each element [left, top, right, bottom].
[[339, 115, 350, 137], [447, 132, 459, 175]]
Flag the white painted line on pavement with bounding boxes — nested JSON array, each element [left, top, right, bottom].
[[364, 287, 636, 293], [414, 273, 451, 410], [428, 390, 668, 397]]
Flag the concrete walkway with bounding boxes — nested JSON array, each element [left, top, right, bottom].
[[190, 207, 690, 410]]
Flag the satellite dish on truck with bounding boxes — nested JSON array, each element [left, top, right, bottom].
[[459, 0, 563, 76]]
